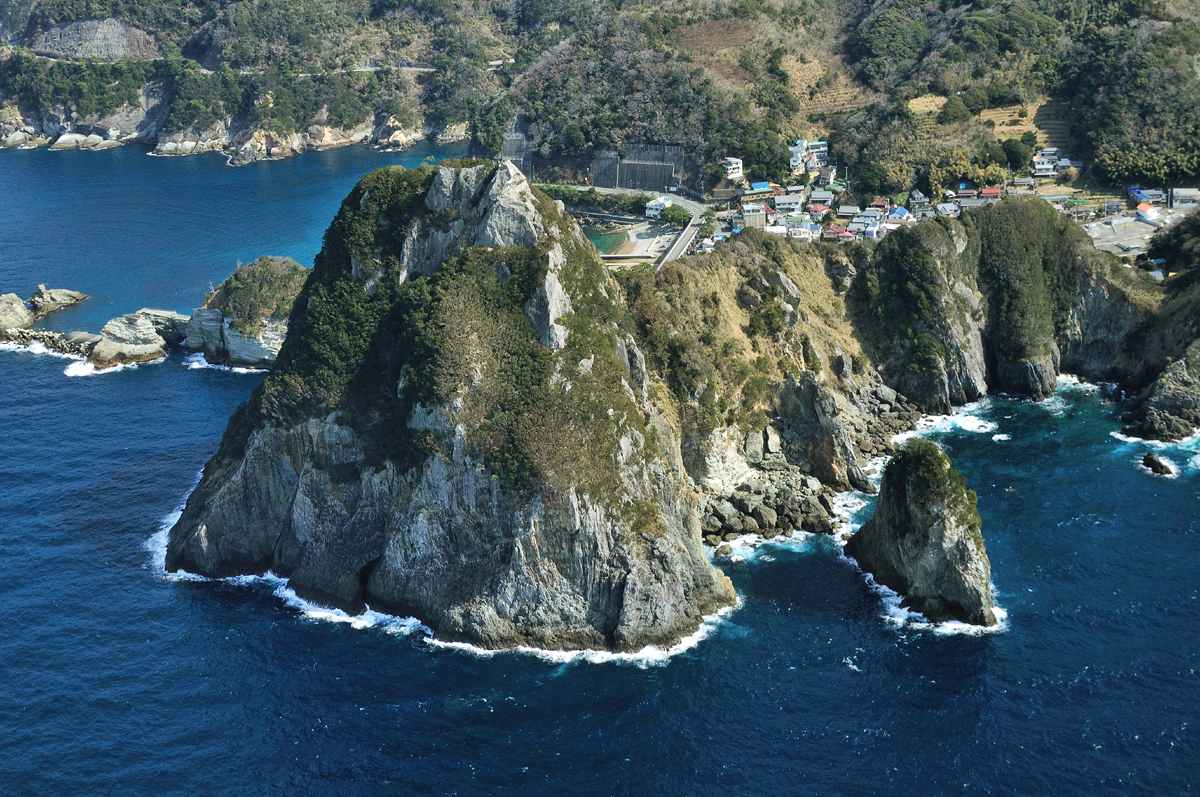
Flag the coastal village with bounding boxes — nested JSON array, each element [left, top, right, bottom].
[[567, 137, 1199, 284]]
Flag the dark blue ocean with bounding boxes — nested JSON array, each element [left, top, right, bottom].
[[2, 145, 1198, 796]]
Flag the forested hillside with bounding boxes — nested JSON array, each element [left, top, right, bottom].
[[2, 0, 1198, 188]]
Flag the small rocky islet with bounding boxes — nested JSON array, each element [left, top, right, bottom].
[[0, 256, 307, 370]]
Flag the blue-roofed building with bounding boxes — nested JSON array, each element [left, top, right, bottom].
[[750, 181, 771, 191]]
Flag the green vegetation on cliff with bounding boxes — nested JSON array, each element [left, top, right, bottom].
[[881, 438, 981, 538], [205, 255, 308, 335], [5, 0, 1200, 187], [217, 162, 652, 516]]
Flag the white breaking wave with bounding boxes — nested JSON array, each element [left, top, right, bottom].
[[183, 352, 259, 374], [892, 407, 998, 444], [426, 600, 741, 668], [64, 357, 163, 377], [711, 530, 819, 563], [146, 497, 739, 667], [1056, 373, 1100, 393], [838, 545, 1009, 636], [0, 340, 85, 361], [1109, 429, 1200, 474], [993, 433, 1011, 442]]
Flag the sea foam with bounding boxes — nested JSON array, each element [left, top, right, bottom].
[[0, 340, 85, 361], [146, 496, 737, 667], [891, 402, 998, 444], [838, 545, 1009, 636], [183, 352, 259, 374]]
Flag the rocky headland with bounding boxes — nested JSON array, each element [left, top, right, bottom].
[[167, 160, 738, 652], [152, 169, 1200, 649], [845, 439, 996, 626]]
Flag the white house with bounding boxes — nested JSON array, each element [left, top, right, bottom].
[[646, 196, 673, 218], [722, 157, 744, 181]]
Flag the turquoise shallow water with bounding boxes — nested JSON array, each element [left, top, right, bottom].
[[1, 146, 1198, 795]]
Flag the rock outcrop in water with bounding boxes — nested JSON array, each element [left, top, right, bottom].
[[186, 256, 306, 368], [1, 285, 87, 336], [845, 439, 996, 627], [0, 293, 35, 332], [167, 160, 736, 651], [89, 312, 171, 368], [28, 285, 87, 317]]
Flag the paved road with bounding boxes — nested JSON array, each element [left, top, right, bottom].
[[567, 185, 708, 269]]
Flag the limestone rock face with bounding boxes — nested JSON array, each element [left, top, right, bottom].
[[167, 162, 736, 652], [401, 161, 545, 278], [229, 129, 305, 166], [776, 372, 874, 493], [136, 308, 190, 345], [89, 312, 168, 368], [845, 439, 996, 626], [524, 245, 573, 349], [304, 119, 374, 150], [1126, 340, 1200, 441], [29, 19, 161, 60], [374, 117, 427, 148], [434, 121, 470, 144], [184, 308, 288, 368], [28, 285, 87, 317], [0, 294, 35, 332], [153, 121, 230, 155], [183, 255, 305, 367], [184, 308, 224, 355], [993, 344, 1059, 402]]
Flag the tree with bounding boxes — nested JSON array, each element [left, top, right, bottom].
[[938, 95, 972, 124], [1001, 138, 1033, 169], [659, 204, 691, 226]]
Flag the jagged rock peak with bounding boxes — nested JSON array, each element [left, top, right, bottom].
[[845, 438, 997, 626]]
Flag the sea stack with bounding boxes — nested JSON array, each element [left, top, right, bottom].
[[845, 439, 997, 626], [167, 160, 736, 652]]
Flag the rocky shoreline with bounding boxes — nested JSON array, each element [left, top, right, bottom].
[[1, 258, 307, 370], [1, 96, 469, 165]]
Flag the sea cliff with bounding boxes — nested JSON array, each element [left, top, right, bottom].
[[167, 160, 736, 651]]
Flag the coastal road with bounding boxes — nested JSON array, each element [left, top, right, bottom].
[[568, 186, 709, 270]]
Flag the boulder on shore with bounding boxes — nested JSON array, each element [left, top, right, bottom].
[[845, 438, 997, 626]]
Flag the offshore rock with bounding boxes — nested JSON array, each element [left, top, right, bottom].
[[167, 161, 735, 651], [184, 306, 286, 368], [1143, 452, 1174, 476], [0, 293, 35, 332], [137, 308, 190, 345], [29, 285, 87, 317], [185, 256, 306, 368], [845, 439, 996, 626]]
